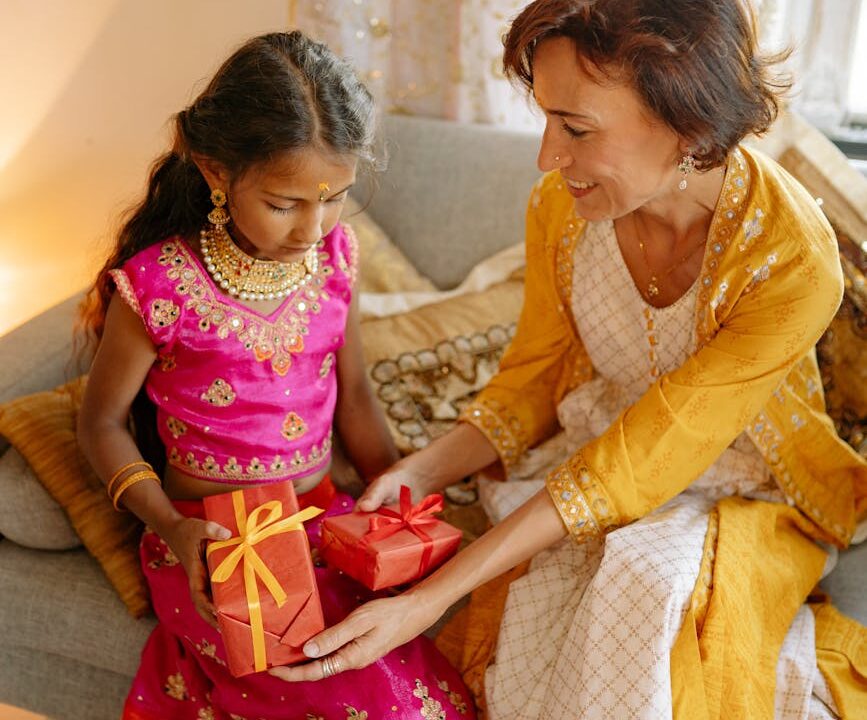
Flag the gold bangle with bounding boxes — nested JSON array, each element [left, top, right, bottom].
[[107, 461, 154, 497], [111, 470, 161, 511]]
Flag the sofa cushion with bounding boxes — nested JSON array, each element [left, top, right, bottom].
[[0, 541, 154, 679], [361, 277, 524, 454], [0, 376, 149, 617], [0, 446, 80, 549]]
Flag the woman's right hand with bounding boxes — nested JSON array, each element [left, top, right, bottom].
[[355, 456, 435, 512], [155, 516, 232, 628]]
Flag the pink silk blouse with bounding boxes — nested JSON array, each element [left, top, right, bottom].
[[109, 223, 358, 484]]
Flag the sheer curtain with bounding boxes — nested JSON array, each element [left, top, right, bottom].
[[290, 0, 541, 129], [757, 0, 865, 128]]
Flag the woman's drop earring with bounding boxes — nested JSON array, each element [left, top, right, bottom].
[[677, 154, 696, 191], [208, 188, 230, 228]]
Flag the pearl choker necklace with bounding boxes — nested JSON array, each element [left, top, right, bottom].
[[199, 225, 319, 301]]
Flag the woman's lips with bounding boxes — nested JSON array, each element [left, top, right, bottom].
[[564, 178, 598, 199]]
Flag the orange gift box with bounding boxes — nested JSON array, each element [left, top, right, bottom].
[[203, 482, 325, 677], [320, 486, 462, 591]]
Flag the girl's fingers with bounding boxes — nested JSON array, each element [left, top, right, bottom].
[[203, 520, 232, 540], [355, 478, 393, 512]]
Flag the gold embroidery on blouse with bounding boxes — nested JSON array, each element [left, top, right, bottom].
[[197, 708, 215, 720], [159, 353, 177, 372], [319, 352, 335, 378], [281, 412, 308, 441], [412, 679, 446, 719], [166, 416, 188, 439], [150, 298, 180, 328], [436, 679, 468, 714], [164, 671, 188, 701], [200, 378, 236, 407], [345, 707, 369, 719], [156, 240, 336, 377], [166, 434, 331, 482], [109, 269, 143, 319]]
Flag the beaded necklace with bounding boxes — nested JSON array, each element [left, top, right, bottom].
[[199, 224, 318, 301]]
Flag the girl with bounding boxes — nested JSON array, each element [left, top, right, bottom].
[[77, 31, 474, 720]]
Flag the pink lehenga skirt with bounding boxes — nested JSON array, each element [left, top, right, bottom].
[[123, 477, 475, 720]]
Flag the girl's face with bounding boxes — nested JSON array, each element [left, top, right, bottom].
[[200, 147, 357, 263], [532, 37, 685, 221]]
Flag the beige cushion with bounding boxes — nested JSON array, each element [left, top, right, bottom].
[[342, 197, 437, 294], [0, 446, 81, 550], [361, 278, 524, 454]]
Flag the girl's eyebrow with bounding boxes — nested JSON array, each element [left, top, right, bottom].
[[264, 182, 355, 201]]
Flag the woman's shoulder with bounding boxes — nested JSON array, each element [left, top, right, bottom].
[[739, 145, 837, 251]]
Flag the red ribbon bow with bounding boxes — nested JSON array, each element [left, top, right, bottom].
[[363, 486, 444, 580]]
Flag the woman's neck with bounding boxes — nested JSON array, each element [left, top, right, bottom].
[[631, 164, 726, 247]]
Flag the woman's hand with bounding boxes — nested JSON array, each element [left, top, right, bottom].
[[355, 455, 435, 512], [156, 516, 232, 628], [268, 590, 447, 682]]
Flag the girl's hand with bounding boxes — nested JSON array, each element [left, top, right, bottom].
[[156, 516, 232, 628], [355, 457, 434, 512], [268, 590, 445, 682]]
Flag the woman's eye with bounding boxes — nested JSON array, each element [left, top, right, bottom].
[[561, 121, 587, 139], [268, 203, 295, 215]]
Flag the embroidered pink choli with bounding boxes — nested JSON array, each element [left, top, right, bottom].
[[109, 224, 358, 484]]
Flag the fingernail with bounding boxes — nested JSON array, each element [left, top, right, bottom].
[[217, 528, 231, 540], [303, 641, 320, 657]]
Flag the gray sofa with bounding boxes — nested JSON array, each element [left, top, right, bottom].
[[1, 114, 865, 720]]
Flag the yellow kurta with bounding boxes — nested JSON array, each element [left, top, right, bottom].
[[461, 146, 867, 550]]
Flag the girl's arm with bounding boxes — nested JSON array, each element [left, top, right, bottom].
[[333, 296, 400, 480], [77, 293, 230, 625], [270, 486, 567, 682]]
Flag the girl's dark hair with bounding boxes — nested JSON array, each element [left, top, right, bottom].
[[80, 30, 376, 345], [77, 31, 376, 470], [503, 0, 791, 169]]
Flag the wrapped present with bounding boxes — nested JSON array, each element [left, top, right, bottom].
[[203, 482, 324, 677], [320, 485, 461, 591]]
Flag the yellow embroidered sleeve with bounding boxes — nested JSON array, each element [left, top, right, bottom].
[[547, 214, 844, 543], [461, 176, 583, 468]]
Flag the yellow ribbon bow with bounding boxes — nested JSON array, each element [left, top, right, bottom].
[[207, 491, 323, 672]]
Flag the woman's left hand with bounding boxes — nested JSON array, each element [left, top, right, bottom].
[[268, 590, 444, 681]]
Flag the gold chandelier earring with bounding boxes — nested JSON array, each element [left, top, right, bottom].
[[208, 188, 230, 228], [677, 154, 696, 191]]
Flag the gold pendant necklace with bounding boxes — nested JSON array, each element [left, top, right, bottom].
[[199, 224, 318, 301], [632, 215, 706, 300]]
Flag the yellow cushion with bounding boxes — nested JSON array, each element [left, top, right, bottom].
[[342, 196, 437, 294], [0, 376, 149, 618], [360, 278, 524, 454]]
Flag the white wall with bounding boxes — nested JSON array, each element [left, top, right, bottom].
[[0, 0, 290, 336]]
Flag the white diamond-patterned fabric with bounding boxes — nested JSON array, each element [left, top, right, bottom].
[[481, 221, 837, 719]]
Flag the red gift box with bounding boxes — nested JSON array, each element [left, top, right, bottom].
[[320, 486, 462, 591], [203, 482, 325, 677]]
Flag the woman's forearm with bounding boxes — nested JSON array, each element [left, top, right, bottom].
[[407, 487, 568, 614], [408, 422, 500, 495]]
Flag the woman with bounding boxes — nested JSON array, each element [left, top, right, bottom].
[[270, 1, 867, 717]]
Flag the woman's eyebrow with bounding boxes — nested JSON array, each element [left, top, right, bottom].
[[264, 182, 355, 201]]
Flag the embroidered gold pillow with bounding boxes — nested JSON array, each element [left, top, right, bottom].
[[360, 279, 524, 454], [342, 197, 437, 294], [0, 376, 149, 617]]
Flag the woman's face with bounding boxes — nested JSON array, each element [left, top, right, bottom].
[[532, 37, 685, 221], [202, 147, 357, 263]]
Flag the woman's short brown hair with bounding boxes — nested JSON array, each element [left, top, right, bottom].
[[503, 0, 790, 169]]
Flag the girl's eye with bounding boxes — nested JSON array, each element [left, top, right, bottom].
[[326, 192, 349, 204], [561, 121, 587, 139], [268, 203, 295, 215]]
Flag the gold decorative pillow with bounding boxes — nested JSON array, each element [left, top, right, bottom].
[[360, 279, 524, 454], [342, 196, 437, 294], [0, 376, 149, 617]]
